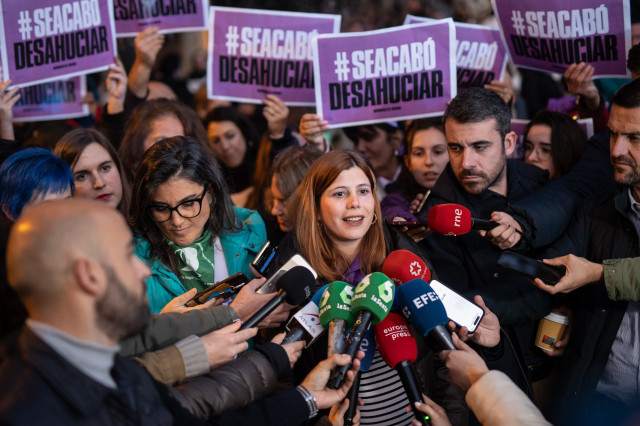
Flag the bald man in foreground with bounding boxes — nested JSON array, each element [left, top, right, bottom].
[[0, 200, 359, 425]]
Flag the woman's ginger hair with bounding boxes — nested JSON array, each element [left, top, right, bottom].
[[287, 150, 385, 282]]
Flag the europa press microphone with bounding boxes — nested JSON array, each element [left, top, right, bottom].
[[319, 281, 356, 356], [343, 327, 374, 426], [382, 249, 431, 286], [328, 272, 395, 389], [281, 284, 329, 345], [239, 266, 314, 330], [395, 279, 455, 351], [375, 313, 431, 426], [427, 203, 499, 235]]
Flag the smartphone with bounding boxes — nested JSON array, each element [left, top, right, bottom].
[[415, 189, 431, 214], [497, 251, 566, 285], [386, 220, 424, 228], [256, 254, 318, 294], [429, 280, 485, 333], [249, 241, 277, 278], [185, 272, 250, 307]]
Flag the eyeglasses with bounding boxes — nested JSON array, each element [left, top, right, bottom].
[[523, 141, 552, 161], [149, 189, 207, 222]]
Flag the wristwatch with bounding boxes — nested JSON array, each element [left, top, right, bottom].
[[296, 385, 318, 419]]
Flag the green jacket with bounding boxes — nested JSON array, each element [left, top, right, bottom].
[[603, 258, 640, 301], [136, 207, 267, 313]]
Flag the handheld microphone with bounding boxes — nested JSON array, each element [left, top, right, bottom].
[[428, 204, 498, 236], [375, 313, 431, 426], [281, 284, 328, 345], [382, 249, 432, 286], [239, 266, 314, 330], [319, 281, 356, 357], [395, 279, 455, 351], [328, 272, 395, 389], [343, 327, 374, 426]]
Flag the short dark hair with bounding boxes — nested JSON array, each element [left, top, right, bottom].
[[627, 43, 640, 75], [611, 78, 640, 109], [130, 136, 239, 276], [344, 123, 401, 144], [203, 106, 259, 153], [443, 87, 511, 141]]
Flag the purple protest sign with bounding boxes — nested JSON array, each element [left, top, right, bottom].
[[510, 116, 594, 159], [313, 19, 456, 128], [114, 0, 208, 37], [405, 15, 508, 91], [207, 7, 341, 106], [0, 0, 117, 87], [492, 0, 631, 78], [13, 76, 89, 122]]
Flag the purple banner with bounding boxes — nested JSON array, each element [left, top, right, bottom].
[[0, 0, 117, 87], [313, 19, 456, 128], [114, 0, 208, 37], [492, 0, 631, 78], [510, 117, 594, 159], [405, 15, 508, 91], [13, 76, 89, 122], [207, 7, 341, 106]]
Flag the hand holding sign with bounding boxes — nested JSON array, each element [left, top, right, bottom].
[[107, 57, 127, 115], [0, 80, 20, 140], [299, 114, 329, 151], [130, 27, 165, 98], [263, 95, 289, 139], [564, 62, 600, 110]]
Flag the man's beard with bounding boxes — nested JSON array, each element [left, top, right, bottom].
[[96, 264, 150, 342], [458, 160, 506, 195], [611, 155, 640, 187]]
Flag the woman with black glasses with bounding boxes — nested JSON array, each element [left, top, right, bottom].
[[130, 136, 267, 313]]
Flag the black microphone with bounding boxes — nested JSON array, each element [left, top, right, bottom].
[[239, 266, 314, 330]]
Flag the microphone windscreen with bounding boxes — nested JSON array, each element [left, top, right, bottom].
[[428, 204, 472, 236], [311, 284, 329, 306], [319, 281, 355, 328], [382, 250, 431, 286], [277, 266, 314, 305], [395, 279, 449, 336], [359, 327, 375, 372], [374, 313, 418, 368], [351, 272, 395, 324]]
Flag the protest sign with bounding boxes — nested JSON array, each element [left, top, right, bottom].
[[207, 7, 340, 106], [0, 0, 117, 87], [405, 15, 508, 91], [114, 0, 208, 37], [492, 0, 631, 77], [510, 116, 594, 159], [13, 75, 89, 122], [313, 19, 456, 128]]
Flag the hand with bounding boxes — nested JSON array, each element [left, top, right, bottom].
[[440, 333, 489, 391], [564, 62, 600, 110], [200, 320, 257, 369], [230, 278, 293, 328], [271, 332, 305, 368], [447, 295, 500, 348], [160, 288, 219, 314], [328, 397, 363, 426], [541, 306, 572, 357], [299, 113, 329, 151], [477, 211, 522, 249], [0, 80, 20, 140], [263, 95, 289, 139], [134, 27, 164, 68], [106, 57, 128, 114], [300, 351, 363, 410], [407, 395, 451, 426], [484, 79, 514, 105], [408, 192, 426, 215], [533, 254, 603, 295]]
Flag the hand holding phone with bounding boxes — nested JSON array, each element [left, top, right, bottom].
[[497, 251, 566, 285], [186, 272, 250, 307]]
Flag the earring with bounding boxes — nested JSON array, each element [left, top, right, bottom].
[[393, 149, 399, 157], [371, 213, 378, 224]]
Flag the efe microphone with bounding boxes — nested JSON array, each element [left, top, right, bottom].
[[343, 327, 374, 426]]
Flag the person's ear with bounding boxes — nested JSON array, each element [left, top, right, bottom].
[[389, 130, 404, 150], [1, 205, 15, 222], [504, 131, 516, 156], [73, 257, 106, 297]]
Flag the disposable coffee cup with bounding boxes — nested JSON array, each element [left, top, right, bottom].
[[535, 312, 569, 351]]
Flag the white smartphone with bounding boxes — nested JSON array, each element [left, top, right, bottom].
[[256, 254, 318, 294], [429, 280, 484, 333]]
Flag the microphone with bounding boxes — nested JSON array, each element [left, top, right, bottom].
[[375, 313, 431, 426], [395, 279, 455, 351], [328, 272, 395, 389], [382, 249, 432, 286], [281, 284, 329, 345], [428, 204, 497, 236], [239, 266, 314, 330], [343, 327, 374, 426], [319, 281, 356, 357]]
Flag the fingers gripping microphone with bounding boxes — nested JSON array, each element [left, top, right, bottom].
[[328, 272, 395, 389], [319, 281, 356, 357], [240, 266, 314, 330], [395, 279, 455, 351], [343, 328, 374, 426], [281, 284, 329, 345], [382, 250, 432, 286], [428, 204, 498, 236], [375, 314, 431, 426]]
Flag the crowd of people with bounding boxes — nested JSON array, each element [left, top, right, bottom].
[[1, 1, 640, 425]]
